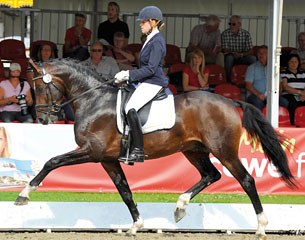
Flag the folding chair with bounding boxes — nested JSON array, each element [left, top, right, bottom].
[[164, 44, 182, 66], [263, 106, 292, 127], [231, 64, 248, 87], [0, 39, 26, 60], [207, 64, 227, 87], [295, 106, 305, 127], [214, 83, 242, 100]]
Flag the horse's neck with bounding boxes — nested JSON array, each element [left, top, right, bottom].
[[56, 66, 117, 107], [67, 80, 117, 108], [65, 74, 98, 97]]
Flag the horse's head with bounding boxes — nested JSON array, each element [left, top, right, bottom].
[[31, 59, 117, 124], [32, 62, 66, 124]]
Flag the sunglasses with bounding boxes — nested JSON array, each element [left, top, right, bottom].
[[228, 22, 237, 26], [91, 49, 102, 52]]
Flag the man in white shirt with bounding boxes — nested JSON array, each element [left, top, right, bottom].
[[83, 41, 120, 79]]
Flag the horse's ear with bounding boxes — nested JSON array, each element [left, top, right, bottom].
[[29, 58, 42, 75]]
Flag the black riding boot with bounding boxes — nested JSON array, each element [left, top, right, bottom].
[[119, 109, 145, 163]]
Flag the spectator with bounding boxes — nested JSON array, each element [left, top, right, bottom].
[[0, 63, 33, 123], [83, 41, 120, 79], [105, 31, 135, 70], [37, 43, 55, 64], [63, 13, 91, 61], [245, 45, 288, 111], [97, 1, 130, 47], [221, 15, 256, 82], [182, 48, 210, 92], [186, 14, 223, 66], [280, 53, 305, 125], [291, 32, 305, 71]]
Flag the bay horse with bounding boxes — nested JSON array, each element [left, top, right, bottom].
[[15, 59, 296, 239]]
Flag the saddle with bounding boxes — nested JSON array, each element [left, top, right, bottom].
[[116, 85, 176, 135]]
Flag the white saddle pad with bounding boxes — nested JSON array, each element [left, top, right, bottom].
[[116, 89, 176, 134]]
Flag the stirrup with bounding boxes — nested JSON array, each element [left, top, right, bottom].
[[118, 156, 135, 165], [118, 148, 145, 165]]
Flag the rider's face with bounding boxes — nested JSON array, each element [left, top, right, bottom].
[[140, 20, 151, 34]]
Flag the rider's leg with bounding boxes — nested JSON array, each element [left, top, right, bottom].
[[123, 108, 145, 162], [119, 83, 162, 163]]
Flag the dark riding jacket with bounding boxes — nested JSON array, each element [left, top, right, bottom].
[[129, 32, 168, 87]]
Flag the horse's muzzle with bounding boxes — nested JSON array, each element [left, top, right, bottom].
[[38, 117, 49, 125]]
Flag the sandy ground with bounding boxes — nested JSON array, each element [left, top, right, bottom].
[[0, 232, 304, 240]]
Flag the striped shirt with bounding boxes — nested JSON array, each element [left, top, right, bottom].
[[280, 69, 305, 95], [221, 28, 253, 52]]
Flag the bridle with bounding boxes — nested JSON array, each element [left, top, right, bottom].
[[30, 60, 114, 124], [32, 67, 63, 119]]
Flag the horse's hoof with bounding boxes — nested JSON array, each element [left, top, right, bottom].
[[125, 231, 132, 236], [256, 234, 267, 240], [126, 228, 137, 236], [174, 208, 186, 223], [14, 196, 29, 206]]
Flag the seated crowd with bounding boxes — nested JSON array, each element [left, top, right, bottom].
[[0, 2, 304, 126]]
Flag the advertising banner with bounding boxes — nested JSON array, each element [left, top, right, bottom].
[[0, 123, 304, 194]]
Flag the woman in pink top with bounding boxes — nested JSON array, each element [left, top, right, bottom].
[[0, 63, 33, 123], [183, 48, 210, 92]]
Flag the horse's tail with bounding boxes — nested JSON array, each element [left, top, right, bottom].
[[234, 100, 297, 188]]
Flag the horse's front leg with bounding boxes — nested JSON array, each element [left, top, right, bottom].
[[101, 161, 143, 235], [15, 148, 90, 205]]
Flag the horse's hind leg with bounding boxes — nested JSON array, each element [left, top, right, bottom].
[[101, 161, 143, 235], [220, 155, 268, 240], [175, 151, 221, 222]]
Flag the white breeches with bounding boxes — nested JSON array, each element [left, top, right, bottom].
[[125, 82, 163, 113]]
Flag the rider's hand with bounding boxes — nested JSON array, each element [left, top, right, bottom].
[[115, 70, 129, 84]]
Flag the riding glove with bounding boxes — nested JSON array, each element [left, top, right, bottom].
[[115, 70, 129, 83]]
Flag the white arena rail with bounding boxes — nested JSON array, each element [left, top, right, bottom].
[[0, 202, 304, 233]]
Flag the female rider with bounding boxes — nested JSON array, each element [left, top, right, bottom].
[[114, 6, 168, 164]]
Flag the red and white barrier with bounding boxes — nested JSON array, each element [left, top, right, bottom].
[[0, 123, 304, 195]]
